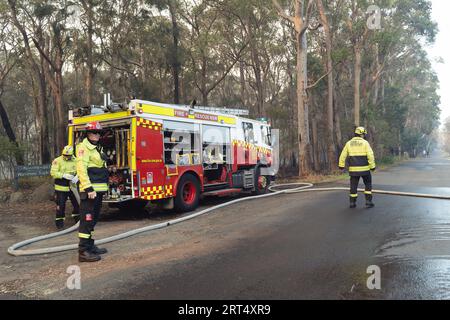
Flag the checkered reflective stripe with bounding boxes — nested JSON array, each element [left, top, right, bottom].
[[137, 118, 162, 130], [165, 184, 173, 197], [232, 140, 271, 154], [140, 184, 173, 200]]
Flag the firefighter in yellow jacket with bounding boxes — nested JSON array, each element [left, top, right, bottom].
[[50, 145, 80, 229], [339, 127, 376, 208], [76, 121, 109, 262]]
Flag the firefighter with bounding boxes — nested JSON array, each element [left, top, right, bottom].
[[76, 121, 109, 262], [338, 127, 376, 208], [50, 145, 80, 229]]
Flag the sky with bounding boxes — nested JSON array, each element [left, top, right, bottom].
[[427, 0, 450, 127]]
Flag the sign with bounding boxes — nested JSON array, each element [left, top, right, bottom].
[[16, 164, 51, 178], [13, 164, 51, 191], [174, 109, 218, 122]]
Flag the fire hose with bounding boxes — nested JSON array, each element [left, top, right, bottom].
[[8, 182, 450, 256]]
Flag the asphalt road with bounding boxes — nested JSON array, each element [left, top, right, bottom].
[[4, 151, 450, 299]]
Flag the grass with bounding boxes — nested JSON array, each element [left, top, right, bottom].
[[0, 175, 52, 191], [377, 155, 407, 170], [277, 172, 348, 185], [277, 155, 408, 185]]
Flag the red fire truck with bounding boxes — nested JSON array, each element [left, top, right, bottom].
[[68, 98, 275, 212]]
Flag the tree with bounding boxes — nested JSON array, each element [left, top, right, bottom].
[[272, 0, 314, 176], [8, 0, 51, 164], [316, 0, 336, 171]]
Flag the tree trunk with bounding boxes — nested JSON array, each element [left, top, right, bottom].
[[55, 71, 66, 151], [201, 55, 208, 105], [372, 44, 380, 106], [296, 30, 310, 177], [248, 23, 264, 116], [168, 0, 180, 104], [0, 99, 24, 165], [37, 73, 50, 164], [239, 60, 246, 107], [81, 0, 95, 106], [317, 0, 336, 171], [333, 86, 343, 149], [312, 113, 320, 171], [354, 46, 361, 127]]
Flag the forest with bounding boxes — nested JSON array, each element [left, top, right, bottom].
[[0, 0, 441, 179]]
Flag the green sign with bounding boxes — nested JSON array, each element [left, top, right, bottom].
[[15, 165, 51, 178]]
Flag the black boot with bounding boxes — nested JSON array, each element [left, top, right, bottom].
[[349, 197, 357, 208], [55, 219, 64, 230], [72, 214, 80, 223], [91, 245, 108, 255], [365, 194, 375, 208], [78, 250, 101, 262], [366, 201, 375, 208]]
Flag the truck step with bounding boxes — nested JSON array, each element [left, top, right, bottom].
[[204, 182, 229, 192], [202, 188, 243, 197]]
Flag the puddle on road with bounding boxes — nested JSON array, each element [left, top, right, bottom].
[[376, 223, 450, 260], [374, 223, 450, 299]]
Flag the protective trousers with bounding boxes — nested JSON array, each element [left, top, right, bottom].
[[349, 174, 372, 203], [55, 191, 80, 222], [78, 192, 104, 252]]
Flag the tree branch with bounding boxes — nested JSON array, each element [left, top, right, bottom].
[[31, 37, 59, 72], [271, 0, 295, 24], [300, 0, 315, 35], [206, 40, 250, 95], [306, 69, 331, 89]]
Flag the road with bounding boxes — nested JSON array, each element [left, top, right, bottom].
[[3, 151, 450, 299]]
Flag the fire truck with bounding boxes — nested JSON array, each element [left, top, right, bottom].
[[68, 98, 275, 212]]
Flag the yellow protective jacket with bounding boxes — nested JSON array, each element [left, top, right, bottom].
[[76, 138, 109, 193], [50, 155, 77, 192], [338, 137, 376, 176]]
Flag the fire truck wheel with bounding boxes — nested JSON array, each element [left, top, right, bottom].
[[174, 173, 200, 212], [253, 168, 269, 195]]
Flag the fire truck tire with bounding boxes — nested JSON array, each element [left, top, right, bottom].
[[174, 173, 200, 212], [252, 167, 269, 195]]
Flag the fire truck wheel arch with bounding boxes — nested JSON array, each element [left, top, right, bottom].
[[172, 170, 202, 196], [174, 172, 201, 212]]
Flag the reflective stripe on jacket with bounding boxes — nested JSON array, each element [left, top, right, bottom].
[[76, 138, 109, 192], [338, 137, 376, 176], [50, 155, 76, 192]]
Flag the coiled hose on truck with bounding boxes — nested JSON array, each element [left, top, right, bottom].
[[8, 183, 450, 256]]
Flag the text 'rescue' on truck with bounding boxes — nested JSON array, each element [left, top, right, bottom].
[[68, 98, 276, 212]]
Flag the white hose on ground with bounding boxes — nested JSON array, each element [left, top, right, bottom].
[[8, 182, 450, 256]]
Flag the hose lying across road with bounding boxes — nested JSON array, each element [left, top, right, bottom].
[[8, 183, 450, 256]]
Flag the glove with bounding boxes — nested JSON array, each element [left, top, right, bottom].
[[71, 176, 79, 184], [62, 174, 75, 180], [339, 167, 345, 171], [88, 191, 97, 199]]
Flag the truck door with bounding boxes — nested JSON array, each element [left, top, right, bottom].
[[135, 117, 166, 200]]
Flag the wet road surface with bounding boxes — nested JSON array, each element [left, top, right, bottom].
[[4, 151, 450, 299]]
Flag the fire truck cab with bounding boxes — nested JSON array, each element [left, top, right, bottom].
[[68, 99, 275, 212]]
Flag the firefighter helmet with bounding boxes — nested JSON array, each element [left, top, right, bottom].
[[62, 145, 74, 156], [85, 121, 103, 133], [355, 126, 367, 135]]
